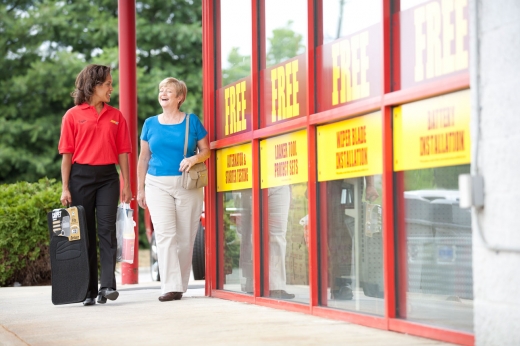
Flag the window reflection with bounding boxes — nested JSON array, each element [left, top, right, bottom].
[[221, 189, 254, 294], [322, 0, 381, 45], [220, 0, 252, 86], [398, 164, 473, 332], [264, 183, 309, 303], [265, 0, 307, 68], [320, 175, 384, 315]]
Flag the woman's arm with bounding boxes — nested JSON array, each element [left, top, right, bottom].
[[180, 136, 210, 172], [119, 153, 132, 203], [60, 154, 73, 206], [137, 140, 151, 209]]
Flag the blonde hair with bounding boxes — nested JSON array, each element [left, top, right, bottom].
[[159, 77, 187, 108]]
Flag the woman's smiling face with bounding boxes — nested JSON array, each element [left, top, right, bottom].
[[92, 74, 113, 104], [158, 84, 183, 109]]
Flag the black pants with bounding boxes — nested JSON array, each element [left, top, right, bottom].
[[70, 163, 119, 297]]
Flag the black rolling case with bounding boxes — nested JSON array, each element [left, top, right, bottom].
[[47, 206, 90, 305]]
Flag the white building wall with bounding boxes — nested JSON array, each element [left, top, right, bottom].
[[472, 0, 520, 345]]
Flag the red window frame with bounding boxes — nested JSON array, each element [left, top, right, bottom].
[[202, 1, 473, 344]]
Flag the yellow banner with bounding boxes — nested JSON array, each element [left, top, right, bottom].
[[216, 143, 252, 192], [393, 89, 471, 171], [317, 111, 383, 181], [260, 130, 308, 188]]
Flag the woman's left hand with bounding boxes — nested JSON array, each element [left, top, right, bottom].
[[179, 157, 195, 172], [122, 185, 132, 204]]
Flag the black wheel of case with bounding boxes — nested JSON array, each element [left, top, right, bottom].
[[192, 222, 205, 280]]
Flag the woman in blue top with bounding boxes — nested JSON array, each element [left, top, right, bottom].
[[137, 77, 209, 302]]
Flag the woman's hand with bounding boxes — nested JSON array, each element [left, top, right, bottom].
[[60, 188, 72, 207], [122, 185, 132, 204], [365, 185, 379, 202], [137, 190, 147, 209], [179, 156, 196, 172]]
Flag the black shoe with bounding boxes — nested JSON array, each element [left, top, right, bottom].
[[97, 288, 119, 304], [83, 297, 96, 306], [270, 290, 295, 299], [332, 285, 353, 300]]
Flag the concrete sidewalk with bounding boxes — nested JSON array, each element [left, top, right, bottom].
[[0, 268, 455, 346]]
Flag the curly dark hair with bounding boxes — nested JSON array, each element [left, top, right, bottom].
[[71, 64, 111, 105]]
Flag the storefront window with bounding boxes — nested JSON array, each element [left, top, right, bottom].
[[316, 0, 382, 112], [261, 0, 308, 127], [219, 0, 252, 86], [396, 165, 473, 332], [393, 90, 473, 332], [322, 0, 381, 45], [317, 112, 384, 314], [260, 130, 309, 303], [219, 190, 254, 293], [216, 0, 252, 140], [216, 144, 253, 293]]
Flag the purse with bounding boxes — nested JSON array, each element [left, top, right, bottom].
[[181, 114, 208, 190]]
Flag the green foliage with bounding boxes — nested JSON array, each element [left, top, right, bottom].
[[266, 20, 305, 67], [404, 165, 470, 191], [0, 0, 203, 184], [222, 47, 251, 86], [0, 178, 61, 286]]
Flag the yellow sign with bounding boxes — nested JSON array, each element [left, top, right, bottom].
[[317, 111, 382, 181], [260, 130, 308, 188], [393, 89, 471, 171], [216, 143, 252, 192]]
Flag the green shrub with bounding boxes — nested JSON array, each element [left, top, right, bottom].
[[0, 178, 61, 286]]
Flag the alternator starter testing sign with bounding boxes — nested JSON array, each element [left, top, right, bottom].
[[260, 130, 308, 188], [216, 143, 252, 192]]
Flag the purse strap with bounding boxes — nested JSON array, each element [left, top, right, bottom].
[[183, 113, 190, 158]]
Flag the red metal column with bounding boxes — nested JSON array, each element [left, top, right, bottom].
[[118, 0, 138, 284], [202, 0, 216, 296]]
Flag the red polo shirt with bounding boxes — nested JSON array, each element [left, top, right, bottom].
[[58, 103, 132, 165]]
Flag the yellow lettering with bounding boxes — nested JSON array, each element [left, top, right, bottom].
[[426, 1, 442, 79], [292, 60, 300, 117], [235, 82, 241, 132], [351, 34, 360, 100], [359, 31, 370, 98], [229, 86, 236, 134], [442, 0, 455, 74], [271, 68, 277, 122], [224, 88, 230, 135], [240, 81, 247, 131], [332, 43, 340, 105], [277, 66, 286, 120], [285, 62, 293, 118]]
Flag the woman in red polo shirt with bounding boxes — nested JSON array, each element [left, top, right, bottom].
[[58, 64, 132, 306]]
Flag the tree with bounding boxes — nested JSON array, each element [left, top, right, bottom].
[[266, 20, 305, 67], [0, 0, 202, 184]]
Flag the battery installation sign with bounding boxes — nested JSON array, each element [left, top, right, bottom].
[[216, 143, 252, 192], [317, 111, 382, 181], [260, 130, 308, 188], [393, 89, 470, 171]]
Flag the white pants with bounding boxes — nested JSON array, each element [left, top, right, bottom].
[[145, 174, 203, 294], [268, 186, 291, 290]]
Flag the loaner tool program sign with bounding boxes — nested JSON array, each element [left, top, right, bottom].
[[260, 130, 308, 188]]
